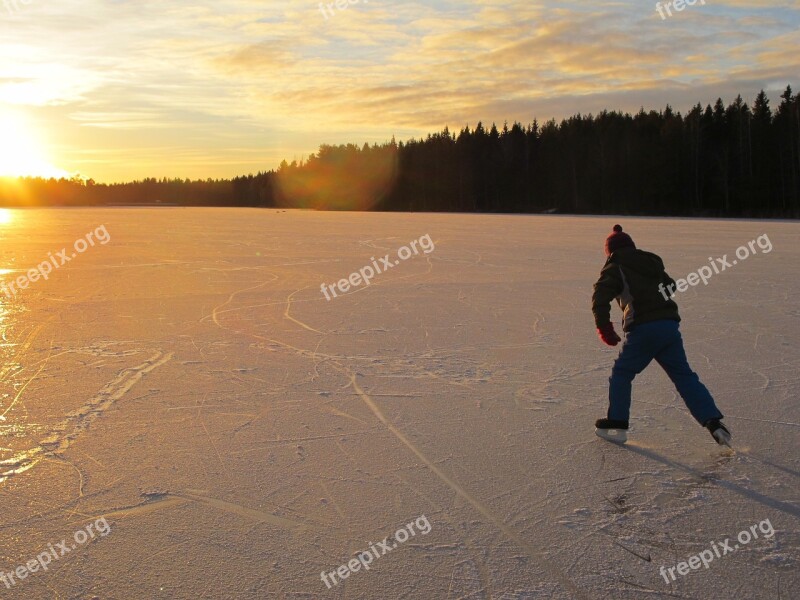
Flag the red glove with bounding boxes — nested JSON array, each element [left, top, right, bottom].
[[597, 323, 621, 346]]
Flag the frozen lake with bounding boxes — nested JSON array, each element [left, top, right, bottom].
[[0, 208, 798, 599]]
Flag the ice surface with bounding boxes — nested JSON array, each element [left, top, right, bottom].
[[0, 209, 798, 599]]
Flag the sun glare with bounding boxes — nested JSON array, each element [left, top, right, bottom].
[[0, 112, 68, 179]]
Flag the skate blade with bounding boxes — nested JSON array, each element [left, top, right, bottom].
[[595, 428, 627, 444], [713, 430, 732, 447]]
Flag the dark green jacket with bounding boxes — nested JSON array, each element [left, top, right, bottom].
[[592, 247, 680, 332]]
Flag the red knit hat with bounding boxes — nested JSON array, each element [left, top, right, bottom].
[[605, 224, 635, 256]]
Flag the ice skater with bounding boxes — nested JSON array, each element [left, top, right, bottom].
[[591, 225, 730, 445]]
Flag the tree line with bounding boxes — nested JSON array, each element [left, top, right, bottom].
[[2, 86, 798, 217]]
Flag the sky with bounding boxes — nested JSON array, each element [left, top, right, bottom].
[[0, 0, 798, 183]]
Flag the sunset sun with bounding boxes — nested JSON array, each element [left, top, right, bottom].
[[0, 112, 67, 179]]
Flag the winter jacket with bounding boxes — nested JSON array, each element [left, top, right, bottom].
[[592, 247, 681, 332]]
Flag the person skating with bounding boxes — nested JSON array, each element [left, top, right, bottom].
[[591, 225, 730, 445]]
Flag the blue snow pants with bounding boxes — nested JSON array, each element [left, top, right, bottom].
[[607, 319, 723, 425]]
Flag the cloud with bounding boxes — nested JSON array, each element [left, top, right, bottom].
[[0, 0, 797, 181]]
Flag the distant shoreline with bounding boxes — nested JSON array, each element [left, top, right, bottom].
[[1, 205, 797, 222]]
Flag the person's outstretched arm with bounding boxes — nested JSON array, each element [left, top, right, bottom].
[[592, 265, 623, 345]]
